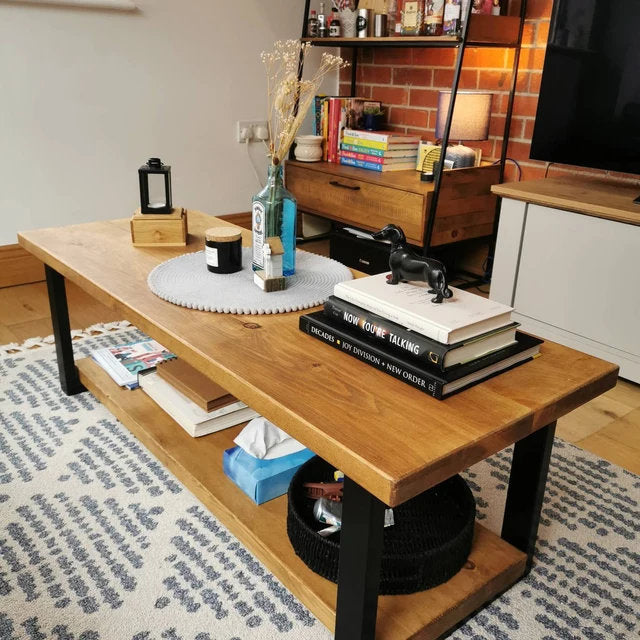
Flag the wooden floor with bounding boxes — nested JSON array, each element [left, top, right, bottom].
[[1, 263, 638, 477]]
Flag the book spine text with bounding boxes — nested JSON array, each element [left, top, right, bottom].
[[339, 157, 383, 172], [300, 315, 443, 399], [324, 297, 448, 369]]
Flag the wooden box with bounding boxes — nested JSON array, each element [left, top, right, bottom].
[[130, 207, 188, 247]]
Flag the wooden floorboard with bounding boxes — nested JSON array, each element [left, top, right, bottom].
[[0, 280, 122, 343], [0, 259, 638, 475]]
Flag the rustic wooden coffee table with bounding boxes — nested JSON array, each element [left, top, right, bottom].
[[19, 211, 618, 640]]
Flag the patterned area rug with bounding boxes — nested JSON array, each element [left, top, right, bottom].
[[0, 327, 638, 640]]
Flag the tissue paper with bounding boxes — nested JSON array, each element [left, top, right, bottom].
[[233, 416, 305, 460]]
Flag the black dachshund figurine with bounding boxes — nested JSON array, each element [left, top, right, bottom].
[[372, 224, 453, 304]]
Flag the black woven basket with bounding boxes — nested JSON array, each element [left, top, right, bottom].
[[287, 456, 475, 595]]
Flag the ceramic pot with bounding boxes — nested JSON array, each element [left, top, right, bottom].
[[294, 135, 323, 162]]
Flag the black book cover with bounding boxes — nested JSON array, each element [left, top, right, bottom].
[[324, 295, 518, 371], [300, 311, 542, 400]]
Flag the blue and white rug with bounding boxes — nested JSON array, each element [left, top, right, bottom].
[[0, 325, 638, 640]]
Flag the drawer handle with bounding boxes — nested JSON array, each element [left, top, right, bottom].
[[329, 180, 360, 191]]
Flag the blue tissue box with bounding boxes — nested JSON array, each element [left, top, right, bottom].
[[223, 446, 315, 505]]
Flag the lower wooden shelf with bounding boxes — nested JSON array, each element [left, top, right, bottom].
[[77, 357, 527, 639]]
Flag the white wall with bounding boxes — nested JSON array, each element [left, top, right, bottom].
[[0, 0, 336, 245]]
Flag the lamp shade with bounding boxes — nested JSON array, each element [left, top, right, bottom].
[[435, 91, 493, 141]]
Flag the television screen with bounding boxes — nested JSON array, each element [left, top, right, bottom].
[[530, 0, 640, 175]]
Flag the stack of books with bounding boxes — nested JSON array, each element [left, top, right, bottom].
[[91, 339, 257, 436], [300, 273, 542, 400], [339, 129, 419, 172], [139, 359, 259, 437]]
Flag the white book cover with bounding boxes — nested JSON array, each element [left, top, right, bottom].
[[334, 272, 513, 344], [139, 372, 259, 437]]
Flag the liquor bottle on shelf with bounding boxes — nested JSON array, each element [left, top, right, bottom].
[[425, 0, 444, 35], [329, 7, 342, 36], [400, 0, 425, 36], [307, 10, 319, 37], [443, 0, 462, 35], [318, 2, 328, 37], [387, 0, 398, 35]]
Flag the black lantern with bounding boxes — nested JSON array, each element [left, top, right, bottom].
[[139, 157, 172, 214]]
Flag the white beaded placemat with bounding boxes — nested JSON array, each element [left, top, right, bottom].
[[147, 247, 353, 314]]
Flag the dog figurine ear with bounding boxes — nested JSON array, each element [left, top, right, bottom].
[[374, 223, 452, 303]]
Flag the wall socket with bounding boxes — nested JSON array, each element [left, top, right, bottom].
[[237, 120, 268, 143]]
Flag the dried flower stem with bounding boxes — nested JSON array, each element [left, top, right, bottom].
[[261, 40, 348, 165]]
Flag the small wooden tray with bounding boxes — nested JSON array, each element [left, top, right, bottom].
[[130, 207, 188, 247]]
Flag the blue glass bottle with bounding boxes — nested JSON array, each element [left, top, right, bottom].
[[251, 163, 297, 277]]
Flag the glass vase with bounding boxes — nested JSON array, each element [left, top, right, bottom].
[[251, 163, 297, 277]]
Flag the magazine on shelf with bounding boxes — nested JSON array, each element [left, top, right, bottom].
[[91, 339, 176, 389]]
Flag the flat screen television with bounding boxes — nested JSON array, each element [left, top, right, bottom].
[[530, 0, 640, 175]]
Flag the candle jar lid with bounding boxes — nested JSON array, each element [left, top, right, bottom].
[[205, 227, 242, 243]]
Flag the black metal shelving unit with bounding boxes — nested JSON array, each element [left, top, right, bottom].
[[298, 1, 528, 273]]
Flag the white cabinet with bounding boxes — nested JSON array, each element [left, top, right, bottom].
[[491, 198, 640, 382]]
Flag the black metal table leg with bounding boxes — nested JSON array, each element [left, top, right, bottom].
[[501, 421, 556, 573], [44, 264, 86, 396], [335, 476, 386, 640]]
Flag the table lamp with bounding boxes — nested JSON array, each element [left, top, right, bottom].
[[435, 91, 493, 168]]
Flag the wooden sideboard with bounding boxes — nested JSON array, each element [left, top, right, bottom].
[[286, 161, 500, 248], [491, 176, 640, 383]]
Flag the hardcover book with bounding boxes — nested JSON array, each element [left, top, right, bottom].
[[339, 157, 417, 172], [157, 358, 235, 412], [333, 272, 514, 344], [138, 371, 259, 438], [324, 295, 519, 370], [340, 143, 420, 158], [300, 311, 542, 400], [342, 135, 420, 152], [339, 150, 418, 165]]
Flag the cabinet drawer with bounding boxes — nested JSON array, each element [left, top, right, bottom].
[[286, 164, 425, 245]]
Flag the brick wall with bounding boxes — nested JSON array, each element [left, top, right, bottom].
[[338, 0, 639, 184]]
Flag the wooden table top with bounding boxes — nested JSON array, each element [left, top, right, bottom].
[[492, 176, 640, 226], [18, 211, 619, 506]]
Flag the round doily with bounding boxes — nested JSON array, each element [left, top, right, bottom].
[[147, 248, 353, 314]]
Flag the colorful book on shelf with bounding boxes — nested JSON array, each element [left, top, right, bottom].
[[138, 370, 259, 438], [91, 339, 176, 389], [343, 129, 421, 144], [339, 150, 418, 165], [157, 358, 235, 412], [339, 156, 416, 172], [342, 135, 420, 152], [327, 98, 338, 163], [313, 94, 326, 136], [324, 295, 519, 371], [322, 98, 330, 161], [340, 142, 420, 158], [299, 311, 542, 400], [333, 272, 514, 344]]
